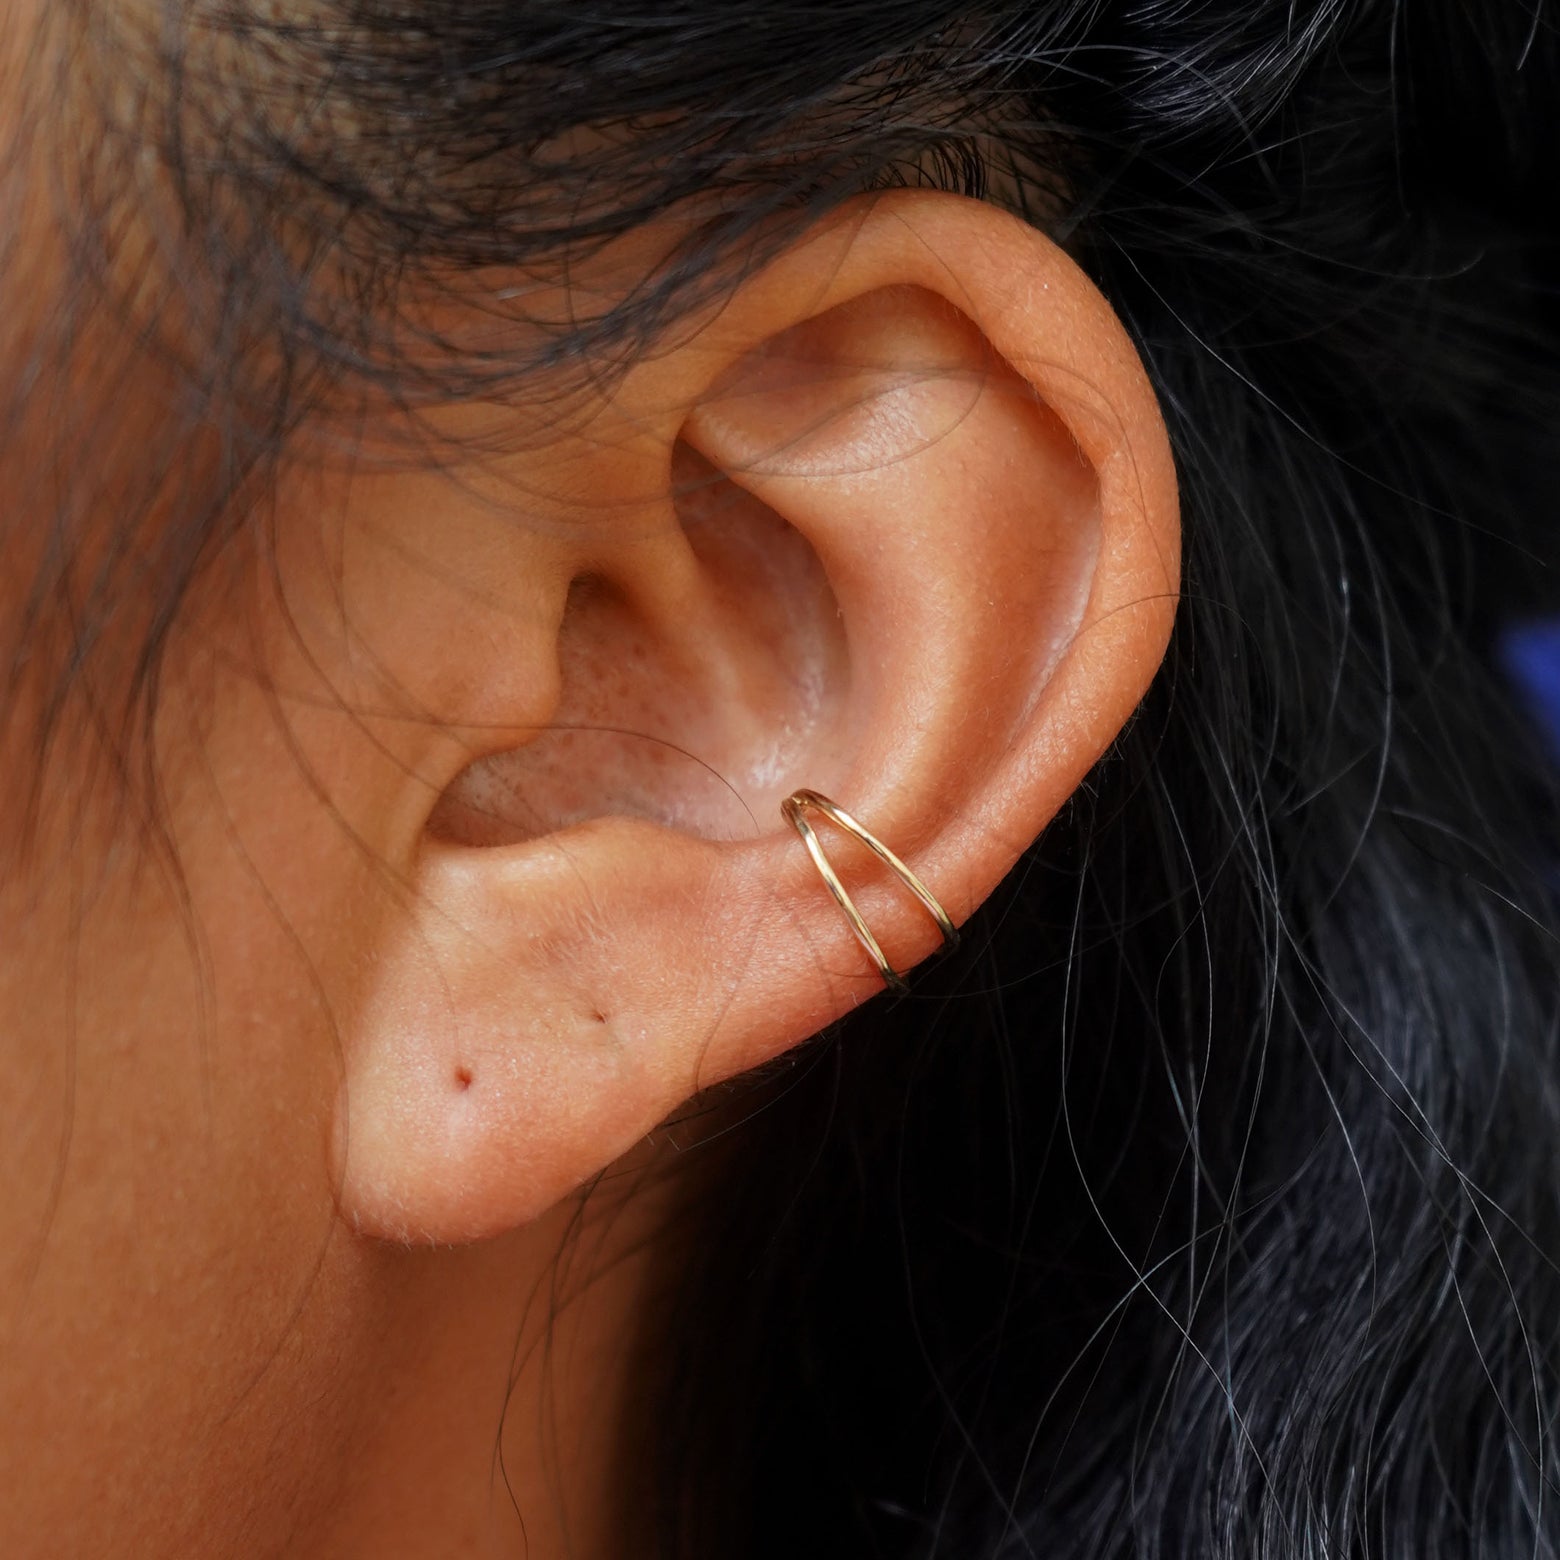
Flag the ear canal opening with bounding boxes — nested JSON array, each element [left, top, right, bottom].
[[424, 440, 854, 848]]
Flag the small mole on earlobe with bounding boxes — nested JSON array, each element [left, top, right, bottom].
[[454, 1065, 474, 1091]]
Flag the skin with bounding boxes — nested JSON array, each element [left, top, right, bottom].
[[0, 13, 1180, 1554]]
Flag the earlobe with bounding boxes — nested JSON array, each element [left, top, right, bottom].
[[331, 192, 1179, 1244]]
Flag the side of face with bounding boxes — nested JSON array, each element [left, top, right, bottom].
[[0, 14, 1179, 1552]]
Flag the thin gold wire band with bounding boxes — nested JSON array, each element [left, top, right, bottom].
[[781, 788, 958, 994]]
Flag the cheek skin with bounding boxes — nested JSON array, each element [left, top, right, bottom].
[[0, 560, 410, 1554]]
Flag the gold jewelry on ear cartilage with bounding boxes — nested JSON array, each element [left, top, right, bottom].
[[781, 788, 958, 993]]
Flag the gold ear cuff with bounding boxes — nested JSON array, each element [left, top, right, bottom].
[[781, 788, 958, 993]]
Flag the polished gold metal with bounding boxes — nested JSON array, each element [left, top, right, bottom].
[[781, 788, 958, 993]]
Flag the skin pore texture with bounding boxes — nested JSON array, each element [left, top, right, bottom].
[[0, 13, 1179, 1557]]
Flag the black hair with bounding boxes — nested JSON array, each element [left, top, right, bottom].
[[10, 3, 1560, 1557]]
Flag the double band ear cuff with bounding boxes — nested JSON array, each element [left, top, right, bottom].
[[781, 788, 958, 993]]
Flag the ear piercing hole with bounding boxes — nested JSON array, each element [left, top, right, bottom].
[[454, 1065, 474, 1091]]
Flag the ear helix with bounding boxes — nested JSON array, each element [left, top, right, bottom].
[[781, 788, 958, 992]]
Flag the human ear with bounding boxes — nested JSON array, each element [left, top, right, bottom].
[[329, 192, 1179, 1242]]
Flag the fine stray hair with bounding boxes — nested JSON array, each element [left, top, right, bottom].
[[8, 2, 1560, 1558]]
